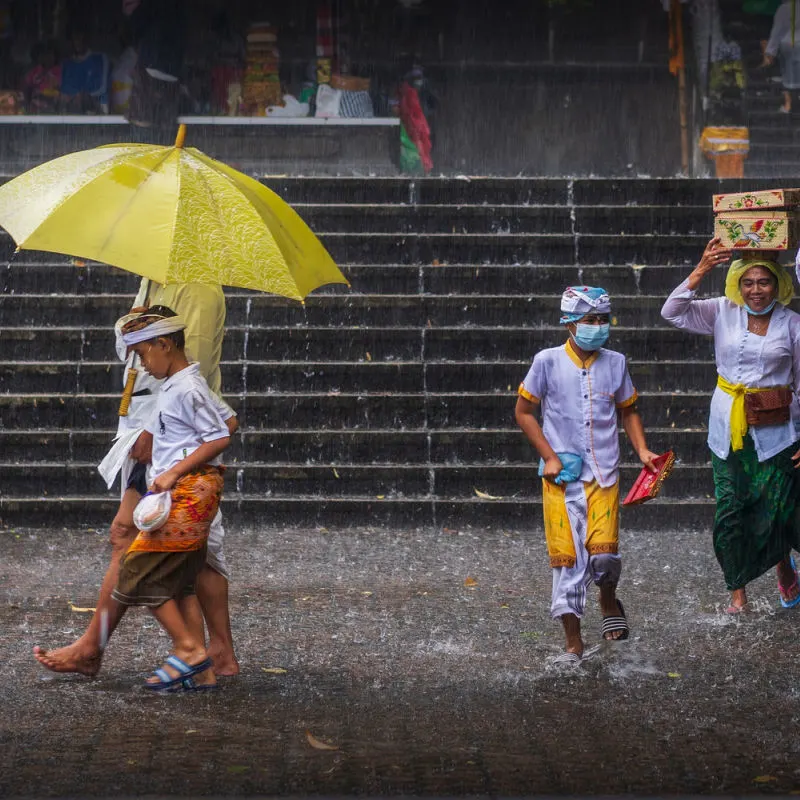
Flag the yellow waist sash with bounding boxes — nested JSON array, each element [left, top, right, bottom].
[[716, 376, 785, 451]]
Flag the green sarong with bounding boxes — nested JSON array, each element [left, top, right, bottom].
[[711, 437, 800, 590]]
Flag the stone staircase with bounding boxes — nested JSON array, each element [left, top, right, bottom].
[[3, 175, 793, 532], [719, 0, 800, 177]]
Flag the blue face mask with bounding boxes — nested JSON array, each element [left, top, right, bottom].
[[744, 299, 776, 316], [573, 323, 610, 351]]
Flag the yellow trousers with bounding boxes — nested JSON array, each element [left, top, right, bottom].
[[542, 478, 619, 568]]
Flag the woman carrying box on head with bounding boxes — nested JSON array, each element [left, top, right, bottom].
[[662, 237, 800, 613]]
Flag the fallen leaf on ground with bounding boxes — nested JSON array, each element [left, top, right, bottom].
[[753, 776, 778, 783], [227, 765, 250, 774], [332, 467, 340, 478], [464, 576, 478, 588], [365, 352, 372, 361], [185, 729, 198, 734], [361, 591, 373, 596], [375, 494, 385, 499], [68, 602, 96, 613], [667, 672, 681, 678], [306, 730, 339, 751], [474, 488, 503, 500], [442, 527, 459, 534], [262, 667, 288, 674]]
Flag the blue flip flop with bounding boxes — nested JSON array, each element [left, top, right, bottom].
[[144, 656, 213, 692], [779, 555, 800, 609], [181, 675, 221, 692]]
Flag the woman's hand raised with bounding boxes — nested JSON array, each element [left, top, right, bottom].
[[687, 237, 734, 291]]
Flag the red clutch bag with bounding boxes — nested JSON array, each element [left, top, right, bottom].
[[622, 451, 675, 507]]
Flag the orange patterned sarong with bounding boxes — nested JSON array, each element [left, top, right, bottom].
[[129, 465, 224, 553]]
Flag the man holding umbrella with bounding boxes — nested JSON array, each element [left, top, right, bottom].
[[32, 280, 240, 678]]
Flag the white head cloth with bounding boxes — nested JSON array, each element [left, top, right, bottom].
[[121, 314, 187, 346], [560, 286, 611, 324]]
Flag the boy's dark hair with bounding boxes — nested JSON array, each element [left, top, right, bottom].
[[145, 304, 185, 350]]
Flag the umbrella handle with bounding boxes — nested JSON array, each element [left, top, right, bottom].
[[118, 363, 138, 416], [119, 277, 150, 416]]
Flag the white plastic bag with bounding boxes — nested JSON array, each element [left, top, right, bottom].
[[315, 83, 342, 118], [133, 491, 172, 532]]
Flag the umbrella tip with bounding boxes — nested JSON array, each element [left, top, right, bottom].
[[175, 124, 187, 149]]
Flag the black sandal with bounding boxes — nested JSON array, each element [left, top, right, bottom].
[[601, 599, 629, 641]]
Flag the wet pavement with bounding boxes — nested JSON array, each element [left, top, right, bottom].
[[2, 522, 800, 798]]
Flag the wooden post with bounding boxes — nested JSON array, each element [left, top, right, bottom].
[[669, 0, 689, 174]]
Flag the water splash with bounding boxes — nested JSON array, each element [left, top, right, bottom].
[[567, 178, 580, 282]]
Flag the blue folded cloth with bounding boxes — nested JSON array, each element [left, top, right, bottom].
[[538, 452, 583, 485]]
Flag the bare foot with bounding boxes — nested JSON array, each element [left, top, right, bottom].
[[33, 644, 102, 676], [560, 612, 584, 658], [208, 647, 240, 677], [188, 664, 218, 690], [727, 587, 748, 614]]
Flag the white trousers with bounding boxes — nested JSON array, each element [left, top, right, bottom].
[[550, 481, 621, 619], [205, 509, 229, 581]]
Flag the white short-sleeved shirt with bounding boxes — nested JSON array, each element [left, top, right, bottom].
[[145, 363, 230, 478], [661, 278, 800, 461], [518, 339, 638, 487]]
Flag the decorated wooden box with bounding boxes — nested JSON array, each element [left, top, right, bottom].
[[713, 188, 800, 213], [714, 211, 800, 250]]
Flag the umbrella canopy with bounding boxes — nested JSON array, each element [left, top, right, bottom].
[[0, 125, 348, 301]]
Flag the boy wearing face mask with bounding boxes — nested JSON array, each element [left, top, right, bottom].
[[515, 286, 658, 666]]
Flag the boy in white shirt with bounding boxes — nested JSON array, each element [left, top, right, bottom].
[[111, 308, 230, 691], [515, 286, 657, 666]]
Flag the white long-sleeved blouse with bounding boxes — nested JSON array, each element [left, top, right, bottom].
[[661, 278, 800, 462]]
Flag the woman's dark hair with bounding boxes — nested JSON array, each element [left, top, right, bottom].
[[147, 304, 185, 350]]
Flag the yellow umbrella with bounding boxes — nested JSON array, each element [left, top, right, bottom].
[[0, 125, 348, 301]]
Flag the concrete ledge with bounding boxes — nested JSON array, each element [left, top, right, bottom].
[[0, 115, 401, 175], [0, 114, 399, 127]]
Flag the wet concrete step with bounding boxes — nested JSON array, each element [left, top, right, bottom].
[[0, 493, 716, 529], [0, 204, 712, 245], [0, 326, 713, 362], [0, 359, 719, 395], [0, 262, 721, 298], [295, 204, 575, 234], [0, 293, 727, 329], [749, 142, 800, 162], [0, 391, 713, 431], [570, 177, 800, 206], [269, 176, 799, 208], [318, 232, 709, 266], [292, 204, 710, 236], [0, 175, 771, 210], [419, 264, 719, 295], [0, 462, 714, 500], [746, 160, 800, 179], [747, 125, 800, 147], [0, 230, 710, 267], [747, 95, 800, 115], [0, 426, 711, 465], [268, 176, 573, 206]]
